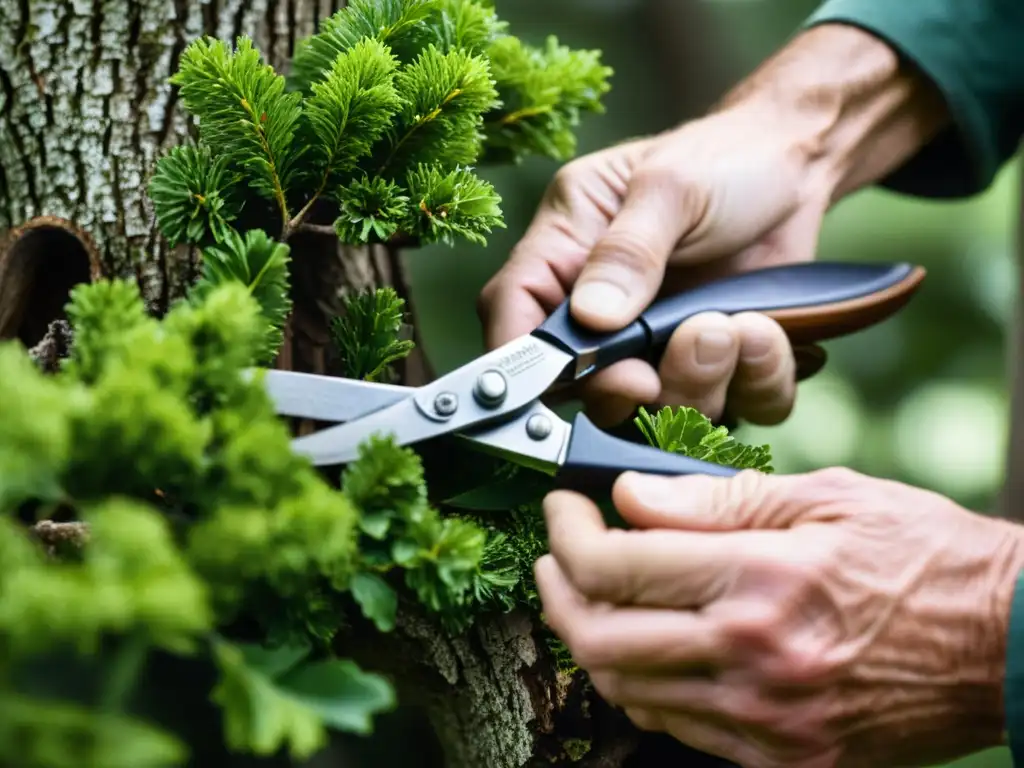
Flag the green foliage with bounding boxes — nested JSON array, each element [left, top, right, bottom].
[[340, 435, 518, 633], [483, 34, 613, 163], [303, 38, 403, 196], [211, 640, 394, 758], [189, 229, 293, 365], [148, 145, 243, 248], [0, 695, 187, 768], [404, 163, 504, 245], [330, 287, 415, 381], [0, 345, 72, 509], [334, 175, 410, 243], [0, 278, 533, 766], [152, 0, 611, 250], [9, 5, 661, 765], [378, 44, 499, 174], [169, 36, 303, 221], [635, 406, 775, 472], [288, 0, 441, 88]]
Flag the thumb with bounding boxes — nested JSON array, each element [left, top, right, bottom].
[[612, 470, 807, 532], [570, 170, 705, 331]]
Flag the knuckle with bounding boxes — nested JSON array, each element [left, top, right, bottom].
[[571, 568, 610, 602], [722, 468, 774, 512], [734, 310, 786, 339], [568, 633, 609, 669], [551, 161, 584, 197], [591, 230, 665, 276], [723, 607, 783, 648], [798, 466, 865, 502], [775, 644, 832, 686], [635, 165, 706, 211]]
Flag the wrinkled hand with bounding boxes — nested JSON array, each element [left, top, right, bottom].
[[535, 468, 1024, 768], [478, 105, 834, 426]]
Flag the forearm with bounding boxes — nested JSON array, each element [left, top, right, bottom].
[[716, 23, 950, 204]]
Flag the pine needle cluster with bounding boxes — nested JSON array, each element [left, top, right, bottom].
[[148, 0, 613, 249]]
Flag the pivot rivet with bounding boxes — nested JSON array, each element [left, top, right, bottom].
[[526, 414, 553, 441], [474, 369, 508, 408], [433, 392, 459, 417]]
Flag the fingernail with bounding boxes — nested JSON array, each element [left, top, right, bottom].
[[696, 330, 733, 366], [743, 333, 773, 362], [573, 281, 628, 320]]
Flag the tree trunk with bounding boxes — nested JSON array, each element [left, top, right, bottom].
[[0, 1, 733, 766]]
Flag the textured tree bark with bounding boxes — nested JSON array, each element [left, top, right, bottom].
[[0, 0, 429, 381], [0, 0, 640, 765]]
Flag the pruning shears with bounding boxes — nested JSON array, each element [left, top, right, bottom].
[[260, 262, 925, 494]]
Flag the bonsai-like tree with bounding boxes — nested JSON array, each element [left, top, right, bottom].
[[0, 1, 771, 765]]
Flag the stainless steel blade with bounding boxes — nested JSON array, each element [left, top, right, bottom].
[[289, 335, 574, 466], [256, 369, 412, 422]]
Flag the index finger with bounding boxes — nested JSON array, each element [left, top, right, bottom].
[[542, 489, 783, 609]]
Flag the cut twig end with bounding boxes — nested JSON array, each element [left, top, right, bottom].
[[32, 520, 91, 557]]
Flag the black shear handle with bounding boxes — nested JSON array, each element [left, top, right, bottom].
[[532, 261, 926, 380], [554, 412, 739, 497]]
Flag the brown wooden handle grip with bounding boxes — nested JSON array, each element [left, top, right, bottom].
[[764, 265, 926, 346]]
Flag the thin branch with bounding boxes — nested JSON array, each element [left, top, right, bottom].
[[295, 222, 338, 237]]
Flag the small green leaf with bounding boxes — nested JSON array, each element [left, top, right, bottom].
[[634, 406, 773, 472], [350, 571, 398, 632], [359, 511, 393, 540], [212, 639, 395, 758], [238, 641, 312, 678], [278, 657, 396, 735]]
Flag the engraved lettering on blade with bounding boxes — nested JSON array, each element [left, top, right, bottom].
[[494, 341, 546, 378]]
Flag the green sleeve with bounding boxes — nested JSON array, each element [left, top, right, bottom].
[[803, 0, 1024, 199], [1006, 569, 1024, 763]]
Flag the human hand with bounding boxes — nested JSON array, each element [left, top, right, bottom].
[[478, 103, 838, 427], [535, 468, 1024, 768]]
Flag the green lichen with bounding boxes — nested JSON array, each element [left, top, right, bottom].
[[562, 738, 592, 762]]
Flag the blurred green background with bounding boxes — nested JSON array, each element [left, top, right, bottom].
[[404, 1, 1019, 766]]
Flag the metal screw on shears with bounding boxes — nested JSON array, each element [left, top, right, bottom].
[[473, 369, 508, 408], [525, 414, 553, 441], [433, 392, 459, 417]]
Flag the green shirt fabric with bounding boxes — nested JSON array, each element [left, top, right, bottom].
[[802, 0, 1024, 763], [805, 0, 1024, 199]]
